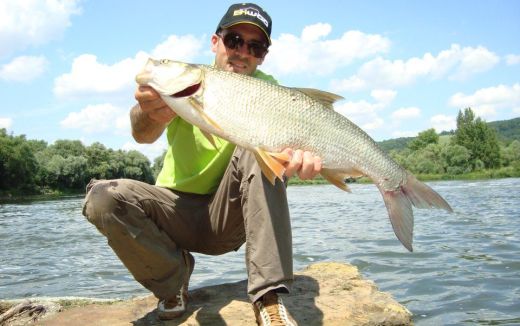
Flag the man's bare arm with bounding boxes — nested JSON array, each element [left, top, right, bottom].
[[131, 86, 176, 144]]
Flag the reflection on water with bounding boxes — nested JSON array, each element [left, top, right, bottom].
[[1, 179, 519, 325]]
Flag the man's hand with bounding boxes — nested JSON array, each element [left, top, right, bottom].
[[134, 85, 176, 123], [131, 86, 176, 143], [282, 148, 322, 180]]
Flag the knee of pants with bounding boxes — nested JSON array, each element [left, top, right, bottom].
[[83, 179, 128, 235]]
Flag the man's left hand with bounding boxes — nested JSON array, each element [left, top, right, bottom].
[[282, 148, 322, 180]]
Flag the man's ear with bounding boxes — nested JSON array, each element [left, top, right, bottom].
[[211, 34, 219, 54]]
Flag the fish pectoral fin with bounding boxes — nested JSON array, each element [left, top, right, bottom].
[[201, 130, 219, 151], [320, 168, 365, 193], [188, 97, 223, 132], [253, 147, 286, 185], [293, 88, 344, 110]]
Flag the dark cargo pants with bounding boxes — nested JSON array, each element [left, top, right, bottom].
[[82, 147, 293, 302]]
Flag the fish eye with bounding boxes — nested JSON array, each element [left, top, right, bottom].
[[160, 59, 171, 64]]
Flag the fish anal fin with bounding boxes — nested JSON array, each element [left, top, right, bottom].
[[254, 147, 286, 185], [320, 168, 352, 192], [293, 88, 344, 110], [188, 97, 223, 132]]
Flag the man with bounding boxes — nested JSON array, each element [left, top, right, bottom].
[[83, 3, 321, 325]]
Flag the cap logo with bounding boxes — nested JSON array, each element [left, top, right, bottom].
[[233, 7, 269, 28]]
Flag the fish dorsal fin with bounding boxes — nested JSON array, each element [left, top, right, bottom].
[[294, 88, 344, 110]]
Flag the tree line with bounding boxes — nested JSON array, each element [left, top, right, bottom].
[[0, 133, 156, 196], [1, 108, 519, 196], [389, 108, 520, 178]]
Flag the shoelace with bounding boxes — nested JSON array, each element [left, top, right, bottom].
[[258, 294, 293, 326]]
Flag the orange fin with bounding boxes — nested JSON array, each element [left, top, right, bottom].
[[253, 147, 286, 185], [320, 168, 351, 192], [188, 97, 223, 132], [266, 151, 291, 164]]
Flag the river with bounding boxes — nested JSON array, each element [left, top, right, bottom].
[[1, 178, 519, 325]]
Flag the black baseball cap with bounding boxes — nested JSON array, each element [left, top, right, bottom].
[[216, 3, 272, 45]]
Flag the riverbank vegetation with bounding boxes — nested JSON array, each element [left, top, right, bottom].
[[1, 108, 519, 197]]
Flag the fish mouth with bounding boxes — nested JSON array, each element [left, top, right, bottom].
[[171, 82, 201, 98]]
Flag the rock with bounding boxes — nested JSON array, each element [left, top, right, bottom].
[[1, 262, 412, 325]]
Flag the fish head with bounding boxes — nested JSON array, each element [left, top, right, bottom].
[[135, 58, 202, 96]]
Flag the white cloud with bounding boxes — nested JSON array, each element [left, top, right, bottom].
[[333, 44, 499, 92], [0, 0, 81, 58], [505, 54, 520, 65], [122, 139, 167, 162], [60, 103, 129, 134], [54, 53, 147, 98], [0, 55, 48, 82], [150, 34, 205, 60], [330, 76, 367, 92], [431, 114, 456, 133], [448, 83, 520, 120], [53, 34, 205, 99], [0, 117, 13, 129], [335, 90, 395, 131], [391, 107, 421, 120], [263, 24, 390, 76], [370, 89, 396, 106], [450, 45, 500, 80]]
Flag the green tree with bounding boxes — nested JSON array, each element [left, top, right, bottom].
[[0, 129, 39, 191], [407, 143, 444, 174], [85, 142, 113, 179], [121, 150, 154, 183], [47, 139, 85, 158], [408, 128, 439, 151], [501, 140, 520, 167], [452, 108, 501, 169], [441, 144, 471, 175], [152, 150, 167, 179]]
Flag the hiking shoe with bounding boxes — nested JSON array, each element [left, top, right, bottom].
[[157, 250, 194, 320], [252, 291, 297, 326]]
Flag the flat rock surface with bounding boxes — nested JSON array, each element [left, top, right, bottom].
[[1, 262, 412, 325]]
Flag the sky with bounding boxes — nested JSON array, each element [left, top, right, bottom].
[[1, 0, 519, 161]]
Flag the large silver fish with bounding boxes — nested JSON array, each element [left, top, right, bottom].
[[136, 58, 453, 251]]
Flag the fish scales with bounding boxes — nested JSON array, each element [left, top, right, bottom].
[[202, 65, 404, 188]]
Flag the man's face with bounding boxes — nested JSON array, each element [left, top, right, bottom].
[[211, 24, 269, 76]]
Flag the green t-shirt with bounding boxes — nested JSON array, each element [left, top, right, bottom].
[[155, 69, 278, 194]]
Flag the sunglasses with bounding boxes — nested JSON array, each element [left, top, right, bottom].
[[218, 32, 269, 59]]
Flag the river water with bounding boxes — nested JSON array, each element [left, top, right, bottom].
[[1, 178, 519, 325]]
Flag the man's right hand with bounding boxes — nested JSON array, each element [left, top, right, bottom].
[[134, 85, 176, 123]]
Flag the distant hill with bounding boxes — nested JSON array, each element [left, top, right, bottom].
[[487, 117, 520, 143], [377, 117, 520, 152]]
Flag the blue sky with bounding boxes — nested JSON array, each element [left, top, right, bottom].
[[1, 0, 519, 161]]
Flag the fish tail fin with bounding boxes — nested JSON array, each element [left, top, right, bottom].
[[377, 173, 453, 252]]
